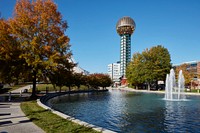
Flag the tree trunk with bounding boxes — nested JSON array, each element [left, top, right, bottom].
[[78, 86, 80, 91], [53, 84, 56, 90], [15, 76, 19, 85], [148, 83, 150, 91], [31, 70, 37, 99], [59, 86, 62, 92]]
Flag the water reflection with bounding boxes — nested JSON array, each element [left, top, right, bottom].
[[164, 99, 200, 132], [48, 90, 200, 133]]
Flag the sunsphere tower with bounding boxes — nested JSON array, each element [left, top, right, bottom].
[[116, 16, 136, 78]]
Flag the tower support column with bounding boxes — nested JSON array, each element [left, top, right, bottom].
[[120, 34, 131, 77]]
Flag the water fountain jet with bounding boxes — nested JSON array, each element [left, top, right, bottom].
[[165, 69, 185, 101]]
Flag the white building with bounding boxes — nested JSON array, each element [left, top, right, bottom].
[[108, 62, 121, 82], [70, 58, 89, 75]]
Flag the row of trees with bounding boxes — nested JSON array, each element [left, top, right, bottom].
[[0, 0, 112, 97], [49, 72, 112, 92], [126, 45, 172, 90]]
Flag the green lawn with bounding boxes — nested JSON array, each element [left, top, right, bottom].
[[21, 100, 99, 133], [36, 84, 89, 92], [36, 84, 62, 92]]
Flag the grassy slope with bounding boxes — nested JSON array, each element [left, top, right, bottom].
[[21, 101, 99, 133], [36, 84, 89, 92]]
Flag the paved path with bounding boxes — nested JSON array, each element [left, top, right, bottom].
[[110, 87, 200, 96], [11, 85, 32, 94], [0, 85, 44, 133]]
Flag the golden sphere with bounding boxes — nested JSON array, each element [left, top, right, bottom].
[[116, 16, 136, 35]]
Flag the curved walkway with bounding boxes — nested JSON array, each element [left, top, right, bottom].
[[110, 86, 200, 96], [10, 85, 32, 94], [0, 85, 44, 133]]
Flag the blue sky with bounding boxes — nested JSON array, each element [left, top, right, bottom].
[[1, 0, 200, 73]]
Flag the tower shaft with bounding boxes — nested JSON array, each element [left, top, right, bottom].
[[120, 34, 131, 77], [116, 16, 135, 82]]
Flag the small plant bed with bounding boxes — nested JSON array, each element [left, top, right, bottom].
[[21, 100, 99, 133]]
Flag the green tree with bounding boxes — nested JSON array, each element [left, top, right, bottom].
[[149, 45, 171, 81], [126, 53, 145, 89], [143, 45, 171, 90], [8, 0, 73, 97], [47, 64, 74, 92], [127, 45, 171, 90]]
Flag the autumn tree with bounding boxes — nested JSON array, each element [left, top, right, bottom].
[[73, 73, 86, 90], [64, 71, 74, 92], [88, 73, 112, 89], [175, 64, 194, 86], [88, 74, 99, 89], [9, 0, 74, 97], [98, 74, 112, 89], [0, 17, 28, 85]]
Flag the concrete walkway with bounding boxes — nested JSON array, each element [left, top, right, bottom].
[[0, 85, 44, 133], [110, 86, 200, 96], [11, 85, 32, 94]]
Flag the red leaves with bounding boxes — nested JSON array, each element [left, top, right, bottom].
[[88, 73, 112, 88]]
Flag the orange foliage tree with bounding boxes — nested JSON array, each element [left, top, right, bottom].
[[0, 17, 27, 84], [7, 0, 74, 97], [175, 64, 194, 86], [88, 73, 112, 89]]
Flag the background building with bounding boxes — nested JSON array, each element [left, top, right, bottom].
[[186, 61, 200, 80], [70, 58, 89, 75], [108, 62, 121, 83], [174, 61, 200, 79]]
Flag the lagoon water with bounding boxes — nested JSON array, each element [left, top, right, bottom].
[[48, 90, 200, 133]]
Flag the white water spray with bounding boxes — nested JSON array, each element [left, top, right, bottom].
[[165, 69, 185, 101]]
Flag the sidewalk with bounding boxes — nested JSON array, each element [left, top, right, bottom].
[[11, 85, 32, 94], [0, 85, 44, 133], [110, 87, 200, 96]]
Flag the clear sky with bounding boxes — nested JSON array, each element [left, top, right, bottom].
[[1, 0, 200, 73]]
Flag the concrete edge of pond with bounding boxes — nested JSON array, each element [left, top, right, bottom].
[[112, 87, 200, 96], [37, 91, 116, 133]]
